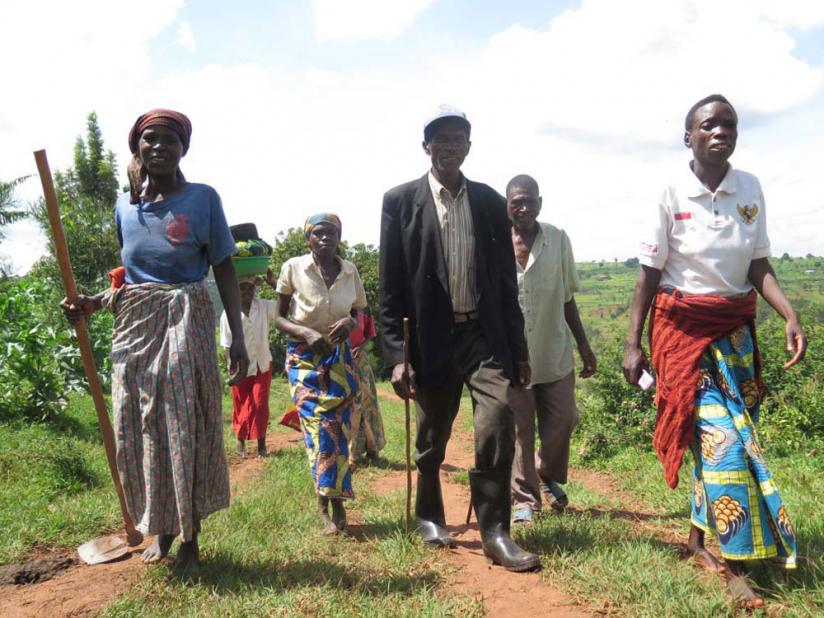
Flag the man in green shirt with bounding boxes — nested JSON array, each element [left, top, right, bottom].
[[506, 174, 597, 523]]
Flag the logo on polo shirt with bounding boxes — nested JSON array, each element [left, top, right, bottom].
[[737, 204, 759, 225], [640, 241, 659, 256]]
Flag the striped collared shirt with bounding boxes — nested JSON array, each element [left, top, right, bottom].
[[428, 171, 477, 312]]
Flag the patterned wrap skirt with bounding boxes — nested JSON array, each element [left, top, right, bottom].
[[348, 349, 386, 464], [285, 340, 357, 499], [106, 281, 230, 541], [690, 325, 797, 567]]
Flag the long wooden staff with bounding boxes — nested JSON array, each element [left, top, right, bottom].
[[402, 317, 412, 534], [34, 150, 143, 547]]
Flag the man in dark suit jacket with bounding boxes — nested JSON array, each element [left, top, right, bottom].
[[379, 105, 540, 572]]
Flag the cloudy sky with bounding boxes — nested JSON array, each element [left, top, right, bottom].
[[2, 0, 823, 274]]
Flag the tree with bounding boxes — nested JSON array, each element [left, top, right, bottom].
[[30, 112, 120, 292], [0, 176, 28, 238], [0, 176, 29, 279], [623, 257, 639, 268]]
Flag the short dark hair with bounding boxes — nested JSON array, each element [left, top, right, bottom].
[[423, 117, 471, 143], [506, 174, 540, 198], [685, 94, 736, 130]]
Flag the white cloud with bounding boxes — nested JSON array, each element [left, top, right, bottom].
[[0, 0, 186, 272], [176, 20, 197, 53], [3, 0, 824, 274], [312, 0, 438, 42]]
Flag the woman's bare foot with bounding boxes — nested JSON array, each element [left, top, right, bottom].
[[687, 525, 725, 573], [236, 439, 245, 457], [142, 534, 175, 563], [318, 496, 338, 535], [331, 498, 346, 531], [725, 561, 764, 610], [257, 437, 267, 458], [174, 536, 200, 575]]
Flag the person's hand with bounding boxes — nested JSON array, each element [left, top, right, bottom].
[[391, 362, 416, 400], [328, 316, 357, 344], [59, 294, 101, 324], [579, 344, 597, 379], [265, 267, 277, 288], [305, 328, 332, 356], [352, 346, 365, 362], [622, 342, 648, 385], [513, 360, 531, 389], [227, 339, 250, 385], [783, 318, 807, 369]]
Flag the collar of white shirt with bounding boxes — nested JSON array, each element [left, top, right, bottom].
[[683, 162, 739, 198], [428, 170, 467, 202], [301, 254, 356, 278]]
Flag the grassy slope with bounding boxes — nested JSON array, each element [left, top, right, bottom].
[[0, 395, 122, 563], [553, 257, 824, 616], [2, 254, 822, 614], [512, 436, 824, 618], [100, 380, 480, 617], [3, 381, 823, 616]]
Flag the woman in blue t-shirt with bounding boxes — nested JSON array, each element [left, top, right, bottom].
[[61, 109, 249, 574]]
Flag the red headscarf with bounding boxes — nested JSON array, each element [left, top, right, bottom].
[[127, 109, 192, 204]]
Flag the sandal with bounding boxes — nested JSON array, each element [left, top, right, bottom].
[[541, 481, 569, 513], [512, 506, 534, 524], [726, 574, 765, 610]]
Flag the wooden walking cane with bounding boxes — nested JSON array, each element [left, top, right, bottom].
[[34, 150, 143, 563], [402, 317, 412, 534]]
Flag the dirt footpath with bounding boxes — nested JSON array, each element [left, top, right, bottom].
[[373, 386, 586, 617], [3, 388, 606, 618]]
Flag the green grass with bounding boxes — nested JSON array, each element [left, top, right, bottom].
[[4, 371, 824, 615], [0, 395, 122, 563], [526, 435, 824, 617], [0, 383, 290, 564], [99, 380, 480, 617]]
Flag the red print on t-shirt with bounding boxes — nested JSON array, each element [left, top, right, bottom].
[[166, 214, 189, 246]]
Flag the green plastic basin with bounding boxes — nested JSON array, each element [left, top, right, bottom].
[[232, 255, 270, 277]]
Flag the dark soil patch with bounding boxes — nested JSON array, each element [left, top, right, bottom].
[[0, 555, 77, 585]]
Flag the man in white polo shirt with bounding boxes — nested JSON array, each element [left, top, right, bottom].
[[622, 94, 806, 610], [506, 174, 597, 524]]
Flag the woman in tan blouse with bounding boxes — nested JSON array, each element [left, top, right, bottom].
[[275, 213, 367, 534]]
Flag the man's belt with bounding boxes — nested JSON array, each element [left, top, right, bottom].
[[453, 311, 479, 323]]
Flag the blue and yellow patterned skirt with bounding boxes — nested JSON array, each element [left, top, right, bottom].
[[286, 341, 358, 499], [690, 325, 797, 567]]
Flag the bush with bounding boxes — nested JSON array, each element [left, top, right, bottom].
[[0, 276, 113, 422], [576, 305, 824, 462], [577, 335, 656, 461], [755, 306, 824, 454]]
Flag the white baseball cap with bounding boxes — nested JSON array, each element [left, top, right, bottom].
[[423, 104, 471, 141]]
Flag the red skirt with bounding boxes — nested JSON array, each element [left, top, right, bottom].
[[231, 363, 272, 440]]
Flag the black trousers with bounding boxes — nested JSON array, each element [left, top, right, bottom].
[[414, 320, 515, 474]]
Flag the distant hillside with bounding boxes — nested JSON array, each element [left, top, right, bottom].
[[576, 255, 824, 344], [205, 255, 824, 344]]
